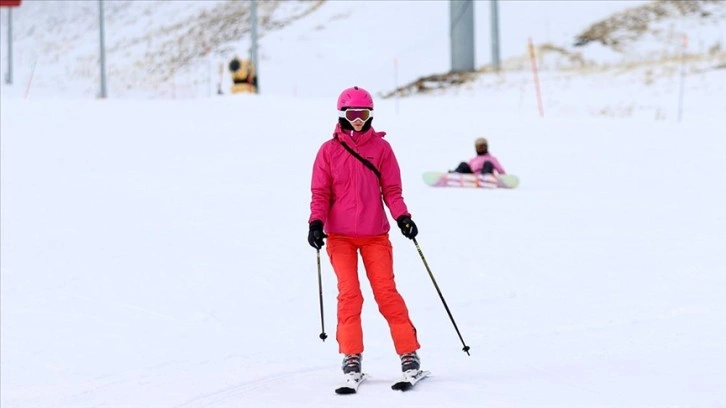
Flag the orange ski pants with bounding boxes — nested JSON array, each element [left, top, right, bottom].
[[326, 233, 420, 355]]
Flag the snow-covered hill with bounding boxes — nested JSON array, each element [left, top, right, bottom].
[[2, 81, 725, 408], [1, 2, 726, 407], [2, 0, 723, 102]]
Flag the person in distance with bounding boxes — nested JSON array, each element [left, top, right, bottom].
[[450, 137, 507, 175]]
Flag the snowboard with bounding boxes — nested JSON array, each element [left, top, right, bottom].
[[423, 171, 520, 189]]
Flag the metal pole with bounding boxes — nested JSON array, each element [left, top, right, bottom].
[[98, 0, 107, 98], [490, 0, 500, 72], [316, 249, 327, 341], [412, 238, 470, 355], [449, 0, 475, 72], [6, 8, 12, 85], [249, 0, 259, 93]]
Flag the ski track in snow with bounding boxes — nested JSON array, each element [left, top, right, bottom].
[[174, 366, 331, 408]]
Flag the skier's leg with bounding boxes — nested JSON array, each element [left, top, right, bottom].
[[480, 161, 494, 174], [360, 234, 420, 355], [327, 234, 364, 355], [452, 162, 473, 174]]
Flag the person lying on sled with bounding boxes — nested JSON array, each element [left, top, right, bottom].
[[450, 137, 506, 175]]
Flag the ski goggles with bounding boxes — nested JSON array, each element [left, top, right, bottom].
[[339, 108, 372, 122]]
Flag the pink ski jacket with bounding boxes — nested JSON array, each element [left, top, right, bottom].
[[309, 124, 410, 237], [468, 153, 506, 174]]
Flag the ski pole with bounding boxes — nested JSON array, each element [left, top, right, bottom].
[[412, 237, 470, 355], [316, 249, 328, 341]]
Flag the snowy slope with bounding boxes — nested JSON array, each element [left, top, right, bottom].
[[2, 1, 726, 407], [0, 0, 667, 99], [2, 77, 726, 408]]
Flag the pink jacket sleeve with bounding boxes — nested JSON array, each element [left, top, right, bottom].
[[489, 155, 506, 174], [378, 142, 410, 220], [309, 144, 331, 224]]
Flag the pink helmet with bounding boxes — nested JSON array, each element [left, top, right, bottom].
[[336, 86, 374, 110]]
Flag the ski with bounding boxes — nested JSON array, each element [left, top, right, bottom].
[[335, 372, 367, 394], [391, 370, 431, 391]]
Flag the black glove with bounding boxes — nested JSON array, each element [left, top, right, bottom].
[[396, 215, 418, 239], [308, 220, 327, 249]]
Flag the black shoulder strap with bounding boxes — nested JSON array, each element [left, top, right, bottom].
[[338, 139, 381, 180]]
